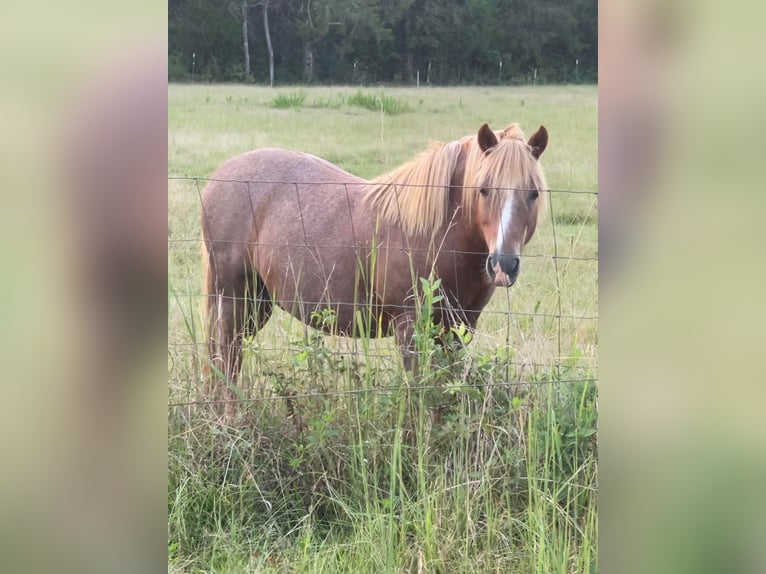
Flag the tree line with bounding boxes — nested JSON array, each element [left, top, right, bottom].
[[169, 0, 597, 85]]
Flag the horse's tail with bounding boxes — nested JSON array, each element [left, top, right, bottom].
[[200, 236, 214, 378]]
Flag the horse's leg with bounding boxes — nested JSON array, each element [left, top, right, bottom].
[[208, 272, 271, 425], [206, 269, 252, 424], [220, 273, 275, 423], [244, 273, 273, 337], [394, 313, 418, 372]]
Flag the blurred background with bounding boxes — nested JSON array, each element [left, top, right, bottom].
[[0, 0, 764, 571], [0, 1, 167, 572], [600, 0, 766, 572]]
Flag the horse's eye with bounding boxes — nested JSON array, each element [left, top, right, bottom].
[[479, 188, 489, 197], [529, 189, 540, 201]]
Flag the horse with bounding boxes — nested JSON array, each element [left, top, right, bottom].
[[201, 122, 548, 412]]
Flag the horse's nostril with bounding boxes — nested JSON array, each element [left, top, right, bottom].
[[494, 254, 519, 276], [489, 254, 521, 279]]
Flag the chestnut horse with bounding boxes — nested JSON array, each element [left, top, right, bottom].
[[201, 122, 548, 407]]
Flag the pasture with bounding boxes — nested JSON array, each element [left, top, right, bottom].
[[168, 84, 598, 573]]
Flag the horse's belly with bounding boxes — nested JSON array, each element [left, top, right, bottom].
[[257, 243, 395, 336], [274, 299, 391, 338]]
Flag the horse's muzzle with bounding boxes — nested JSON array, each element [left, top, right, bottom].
[[486, 254, 520, 287]]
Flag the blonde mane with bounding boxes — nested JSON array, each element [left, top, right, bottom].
[[363, 140, 463, 237], [363, 124, 547, 237]]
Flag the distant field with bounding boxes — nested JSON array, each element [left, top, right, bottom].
[[168, 84, 597, 573]]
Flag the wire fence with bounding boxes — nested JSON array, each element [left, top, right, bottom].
[[168, 176, 598, 408], [166, 378, 599, 408]]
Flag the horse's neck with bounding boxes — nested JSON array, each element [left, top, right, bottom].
[[421, 149, 484, 257]]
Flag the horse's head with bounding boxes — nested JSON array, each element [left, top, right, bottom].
[[465, 123, 548, 287]]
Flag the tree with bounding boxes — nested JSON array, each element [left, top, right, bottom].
[[293, 0, 336, 82], [169, 0, 598, 84], [227, 0, 279, 85], [262, 0, 275, 86], [228, 2, 258, 81], [289, 0, 389, 82]]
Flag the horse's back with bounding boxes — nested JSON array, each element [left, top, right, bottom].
[[201, 148, 372, 306], [207, 148, 358, 186], [204, 147, 361, 221]]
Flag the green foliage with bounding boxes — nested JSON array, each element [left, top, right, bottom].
[[168, 354, 597, 572], [308, 95, 344, 110], [346, 90, 411, 115], [168, 0, 597, 85], [270, 91, 308, 109], [168, 52, 189, 82]]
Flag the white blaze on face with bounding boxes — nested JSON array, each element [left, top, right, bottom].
[[496, 194, 514, 254]]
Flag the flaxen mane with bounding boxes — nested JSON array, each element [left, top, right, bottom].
[[363, 140, 463, 237], [364, 124, 547, 237]]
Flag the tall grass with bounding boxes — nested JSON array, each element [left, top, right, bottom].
[[268, 90, 410, 115], [168, 281, 597, 573], [270, 91, 307, 109], [168, 84, 598, 572], [346, 90, 412, 115]]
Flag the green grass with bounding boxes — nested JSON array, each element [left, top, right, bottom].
[[168, 84, 598, 573], [346, 89, 412, 114], [267, 89, 410, 114], [270, 90, 308, 109]]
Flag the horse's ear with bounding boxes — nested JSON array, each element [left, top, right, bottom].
[[477, 123, 499, 153], [527, 125, 548, 159]]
